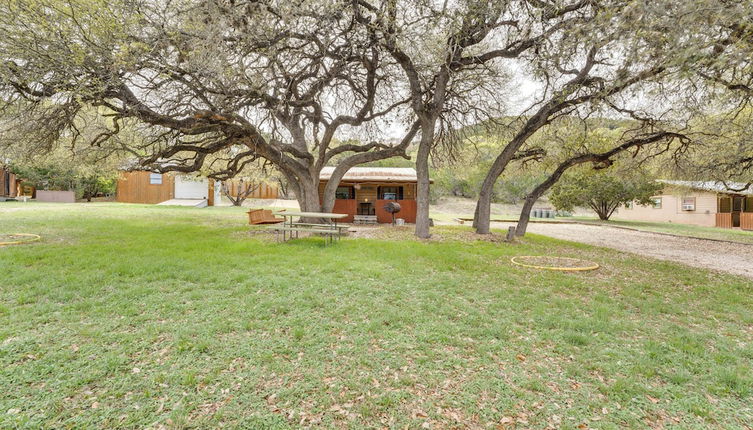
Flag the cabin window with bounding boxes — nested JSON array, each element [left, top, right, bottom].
[[651, 197, 662, 209], [378, 186, 403, 200], [149, 173, 163, 185], [335, 186, 354, 199], [681, 197, 696, 211]]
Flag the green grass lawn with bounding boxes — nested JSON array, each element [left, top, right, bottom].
[[572, 217, 753, 245], [1, 203, 752, 429]]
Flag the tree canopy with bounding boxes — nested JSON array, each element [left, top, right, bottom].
[[1, 0, 752, 235], [549, 168, 662, 220]]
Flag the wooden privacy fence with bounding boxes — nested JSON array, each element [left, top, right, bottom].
[[224, 181, 279, 199]]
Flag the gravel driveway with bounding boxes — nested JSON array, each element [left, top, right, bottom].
[[493, 222, 753, 279]]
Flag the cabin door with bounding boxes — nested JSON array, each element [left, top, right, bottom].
[[732, 196, 744, 227]]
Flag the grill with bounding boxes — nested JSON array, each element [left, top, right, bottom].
[[383, 201, 402, 225]]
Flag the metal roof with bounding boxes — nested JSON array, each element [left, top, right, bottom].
[[320, 167, 420, 182], [659, 180, 753, 195]]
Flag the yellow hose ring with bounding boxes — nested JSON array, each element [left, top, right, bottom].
[[510, 256, 599, 272], [0, 233, 41, 247]]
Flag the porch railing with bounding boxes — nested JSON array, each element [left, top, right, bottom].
[[715, 213, 733, 228], [741, 213, 753, 231]]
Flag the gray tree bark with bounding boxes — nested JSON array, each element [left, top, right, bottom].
[[414, 126, 434, 239]]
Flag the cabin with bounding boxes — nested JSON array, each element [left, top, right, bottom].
[[319, 167, 428, 223], [116, 171, 278, 206], [116, 171, 221, 207], [615, 180, 753, 230]]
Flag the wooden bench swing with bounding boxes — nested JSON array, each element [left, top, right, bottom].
[[246, 209, 284, 225]]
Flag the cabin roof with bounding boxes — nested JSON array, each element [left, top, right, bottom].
[[320, 167, 420, 182], [659, 180, 753, 195]]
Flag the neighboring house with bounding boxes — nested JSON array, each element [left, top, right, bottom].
[[0, 167, 34, 200], [1, 167, 18, 199], [616, 180, 753, 230], [116, 171, 222, 207], [319, 167, 429, 223]]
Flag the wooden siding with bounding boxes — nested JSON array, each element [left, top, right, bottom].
[[716, 213, 733, 228], [741, 213, 753, 231], [116, 171, 174, 204], [332, 199, 357, 222], [355, 185, 378, 202], [403, 183, 416, 200], [225, 181, 279, 199]]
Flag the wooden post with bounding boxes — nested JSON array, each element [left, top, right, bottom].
[[207, 179, 215, 207], [506, 226, 516, 242]]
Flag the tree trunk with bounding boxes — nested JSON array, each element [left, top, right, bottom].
[[473, 183, 494, 234], [515, 194, 537, 237], [473, 162, 508, 234], [296, 176, 322, 213], [592, 201, 610, 220], [414, 124, 434, 239], [515, 158, 581, 237]]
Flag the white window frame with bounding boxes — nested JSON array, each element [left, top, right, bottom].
[[149, 173, 163, 185], [681, 197, 696, 211]]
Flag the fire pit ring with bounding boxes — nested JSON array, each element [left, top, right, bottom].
[[510, 256, 599, 272], [0, 233, 41, 247]]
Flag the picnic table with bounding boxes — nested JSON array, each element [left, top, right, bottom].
[[268, 211, 348, 245]]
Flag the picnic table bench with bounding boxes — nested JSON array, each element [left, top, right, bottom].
[[267, 211, 348, 245]]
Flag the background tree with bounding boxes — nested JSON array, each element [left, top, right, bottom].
[[354, 0, 548, 237], [508, 117, 687, 236], [10, 154, 118, 201], [549, 168, 662, 221], [668, 108, 753, 190], [468, 0, 746, 234], [215, 158, 279, 206], [354, 0, 740, 237]]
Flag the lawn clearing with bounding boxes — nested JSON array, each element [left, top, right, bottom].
[[574, 217, 753, 245], [1, 203, 752, 429]]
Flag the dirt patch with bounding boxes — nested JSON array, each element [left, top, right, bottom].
[[346, 225, 508, 243], [494, 222, 753, 279]]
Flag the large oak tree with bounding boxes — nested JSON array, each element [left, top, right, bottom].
[[0, 0, 417, 214]]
